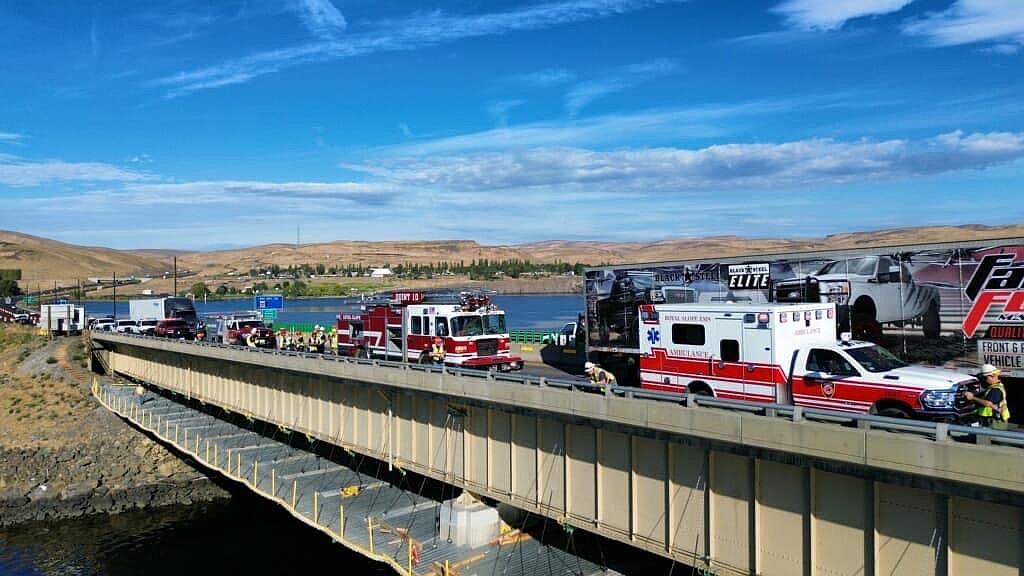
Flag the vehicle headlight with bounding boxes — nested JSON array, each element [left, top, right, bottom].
[[821, 282, 850, 306], [920, 389, 956, 409]]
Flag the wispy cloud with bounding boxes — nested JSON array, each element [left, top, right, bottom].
[[487, 100, 524, 126], [902, 0, 1024, 48], [0, 132, 25, 144], [348, 130, 1024, 193], [0, 155, 149, 187], [152, 0, 680, 97], [293, 0, 347, 40], [565, 57, 680, 116], [773, 0, 915, 31], [506, 67, 576, 87]]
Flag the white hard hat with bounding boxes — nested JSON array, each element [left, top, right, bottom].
[[584, 361, 595, 371], [980, 363, 1001, 376]]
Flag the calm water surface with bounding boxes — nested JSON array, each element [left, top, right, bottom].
[[0, 489, 390, 576]]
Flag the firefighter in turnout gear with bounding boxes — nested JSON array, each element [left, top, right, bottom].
[[430, 336, 445, 366], [966, 363, 1010, 429], [584, 361, 616, 394]]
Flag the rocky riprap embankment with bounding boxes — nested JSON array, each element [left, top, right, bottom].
[[0, 332, 229, 527]]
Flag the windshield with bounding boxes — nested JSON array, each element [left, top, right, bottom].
[[484, 313, 506, 335], [450, 315, 483, 336], [846, 344, 908, 372]]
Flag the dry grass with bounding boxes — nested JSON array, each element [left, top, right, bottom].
[[3, 224, 1023, 295]]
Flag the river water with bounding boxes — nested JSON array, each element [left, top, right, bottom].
[[0, 489, 391, 575], [3, 294, 584, 575]]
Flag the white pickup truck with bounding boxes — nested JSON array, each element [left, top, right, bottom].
[[773, 255, 941, 342]]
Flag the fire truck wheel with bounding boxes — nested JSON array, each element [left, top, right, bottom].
[[688, 382, 713, 397], [356, 348, 367, 359]]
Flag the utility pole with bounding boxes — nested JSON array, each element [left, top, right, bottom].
[[113, 272, 117, 319], [173, 257, 178, 297]]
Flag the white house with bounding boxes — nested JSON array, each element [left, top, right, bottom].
[[369, 267, 393, 278]]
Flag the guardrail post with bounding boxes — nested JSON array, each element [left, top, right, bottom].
[[368, 517, 374, 553], [685, 393, 696, 408], [792, 406, 803, 422], [976, 433, 992, 446], [934, 423, 950, 442], [314, 492, 320, 524], [857, 418, 872, 430], [339, 505, 345, 537], [292, 479, 298, 509]]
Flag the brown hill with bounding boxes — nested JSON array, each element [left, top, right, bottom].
[[2, 224, 1022, 294], [0, 231, 169, 288]]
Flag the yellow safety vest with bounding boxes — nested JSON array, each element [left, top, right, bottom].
[[978, 382, 1010, 423], [431, 343, 445, 362], [590, 367, 617, 390]]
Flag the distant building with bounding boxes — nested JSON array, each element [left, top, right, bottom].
[[369, 267, 393, 278]]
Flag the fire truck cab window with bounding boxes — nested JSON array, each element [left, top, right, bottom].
[[720, 339, 739, 362], [435, 318, 448, 337], [451, 316, 483, 337], [411, 316, 422, 335], [671, 323, 705, 346]]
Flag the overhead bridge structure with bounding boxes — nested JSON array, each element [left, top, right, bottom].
[[90, 333, 1024, 576]]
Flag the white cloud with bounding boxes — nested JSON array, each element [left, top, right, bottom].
[[347, 130, 1024, 193], [902, 0, 1024, 48], [773, 0, 915, 30], [0, 155, 148, 187], [0, 132, 24, 143], [152, 0, 680, 96], [565, 58, 680, 116], [294, 0, 347, 40]]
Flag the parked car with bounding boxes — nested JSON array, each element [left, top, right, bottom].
[[136, 318, 159, 336], [154, 319, 195, 340], [93, 318, 116, 331], [116, 319, 138, 334]]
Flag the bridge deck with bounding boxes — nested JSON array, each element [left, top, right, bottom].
[[96, 383, 608, 576]]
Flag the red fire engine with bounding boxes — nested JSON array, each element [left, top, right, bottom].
[[335, 290, 523, 371]]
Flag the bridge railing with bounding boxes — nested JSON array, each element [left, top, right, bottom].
[[96, 331, 1024, 449]]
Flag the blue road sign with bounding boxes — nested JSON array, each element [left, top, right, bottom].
[[54, 298, 68, 305], [254, 294, 284, 310]]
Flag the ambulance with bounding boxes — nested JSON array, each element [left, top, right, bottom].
[[638, 302, 977, 422]]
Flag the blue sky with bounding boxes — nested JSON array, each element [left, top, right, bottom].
[[1, 0, 1022, 250]]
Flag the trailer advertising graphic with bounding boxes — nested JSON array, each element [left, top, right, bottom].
[[585, 240, 1024, 373], [966, 253, 1024, 377]]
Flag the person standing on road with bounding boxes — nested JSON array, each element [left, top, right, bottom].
[[966, 364, 1010, 429], [584, 361, 616, 393], [134, 383, 147, 406], [430, 336, 445, 366]]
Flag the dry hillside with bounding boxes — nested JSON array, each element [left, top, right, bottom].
[[2, 224, 1022, 294]]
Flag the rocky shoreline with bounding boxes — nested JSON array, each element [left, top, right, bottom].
[[0, 332, 229, 528]]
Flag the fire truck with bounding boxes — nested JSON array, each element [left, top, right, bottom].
[[335, 290, 523, 371], [638, 301, 978, 422]]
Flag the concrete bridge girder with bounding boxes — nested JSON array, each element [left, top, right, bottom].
[[96, 335, 1024, 576]]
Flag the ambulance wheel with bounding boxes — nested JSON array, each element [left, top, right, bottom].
[[922, 302, 940, 339], [873, 404, 911, 419], [356, 348, 367, 359]]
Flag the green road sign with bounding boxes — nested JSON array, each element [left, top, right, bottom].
[[24, 296, 37, 305], [261, 309, 278, 321]]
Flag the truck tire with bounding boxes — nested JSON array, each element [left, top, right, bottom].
[[688, 382, 714, 397], [873, 404, 911, 419], [851, 298, 882, 343], [922, 302, 940, 339]]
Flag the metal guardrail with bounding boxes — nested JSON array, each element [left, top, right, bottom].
[[94, 331, 1024, 449], [508, 328, 559, 344]]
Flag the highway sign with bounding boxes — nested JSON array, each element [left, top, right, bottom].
[[261, 309, 278, 321], [24, 296, 36, 304], [255, 294, 284, 310], [54, 298, 68, 305]]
